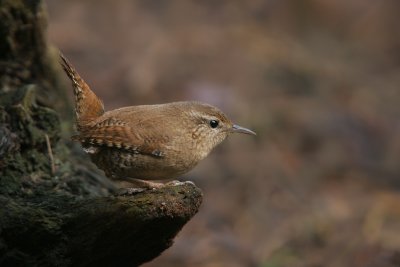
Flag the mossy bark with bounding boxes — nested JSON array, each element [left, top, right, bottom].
[[0, 1, 203, 266]]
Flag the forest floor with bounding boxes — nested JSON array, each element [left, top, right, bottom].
[[48, 1, 400, 266]]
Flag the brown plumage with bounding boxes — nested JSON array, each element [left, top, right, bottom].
[[60, 54, 104, 128], [60, 53, 256, 188]]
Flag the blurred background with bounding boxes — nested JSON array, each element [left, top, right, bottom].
[[47, 1, 400, 266]]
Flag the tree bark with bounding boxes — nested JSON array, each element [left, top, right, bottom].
[[0, 1, 203, 266]]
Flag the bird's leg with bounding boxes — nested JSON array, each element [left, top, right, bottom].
[[166, 180, 195, 186], [114, 179, 195, 196], [126, 178, 167, 189], [113, 178, 166, 196], [124, 178, 196, 188]]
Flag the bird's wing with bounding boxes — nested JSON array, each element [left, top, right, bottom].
[[74, 117, 168, 157]]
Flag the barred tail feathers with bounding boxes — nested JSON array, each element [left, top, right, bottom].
[[60, 53, 104, 126]]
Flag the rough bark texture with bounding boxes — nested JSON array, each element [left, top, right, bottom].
[[0, 1, 203, 266]]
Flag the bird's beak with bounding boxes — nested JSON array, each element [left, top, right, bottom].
[[231, 124, 256, 136]]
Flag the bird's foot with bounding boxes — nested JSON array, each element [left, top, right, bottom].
[[123, 178, 167, 190], [116, 187, 146, 196], [114, 179, 196, 196], [166, 180, 195, 187]]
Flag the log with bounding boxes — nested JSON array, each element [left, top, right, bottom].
[[0, 184, 202, 267]]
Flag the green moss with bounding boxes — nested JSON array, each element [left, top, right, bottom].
[[33, 106, 60, 139], [0, 85, 62, 196]]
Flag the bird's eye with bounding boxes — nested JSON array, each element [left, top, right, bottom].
[[209, 120, 219, 128]]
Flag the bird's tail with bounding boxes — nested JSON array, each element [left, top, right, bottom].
[[60, 53, 104, 128]]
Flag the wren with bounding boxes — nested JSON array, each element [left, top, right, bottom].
[[60, 54, 256, 188]]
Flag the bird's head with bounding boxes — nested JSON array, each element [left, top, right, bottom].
[[180, 102, 256, 159]]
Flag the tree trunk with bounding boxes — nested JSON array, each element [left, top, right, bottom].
[[0, 1, 203, 266]]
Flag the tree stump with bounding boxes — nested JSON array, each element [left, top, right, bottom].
[[0, 1, 203, 266]]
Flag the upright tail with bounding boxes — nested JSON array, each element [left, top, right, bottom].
[[60, 53, 104, 128]]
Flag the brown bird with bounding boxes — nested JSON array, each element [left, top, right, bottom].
[[60, 54, 256, 189]]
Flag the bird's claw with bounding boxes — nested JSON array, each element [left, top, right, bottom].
[[115, 187, 146, 196], [166, 180, 195, 186]]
